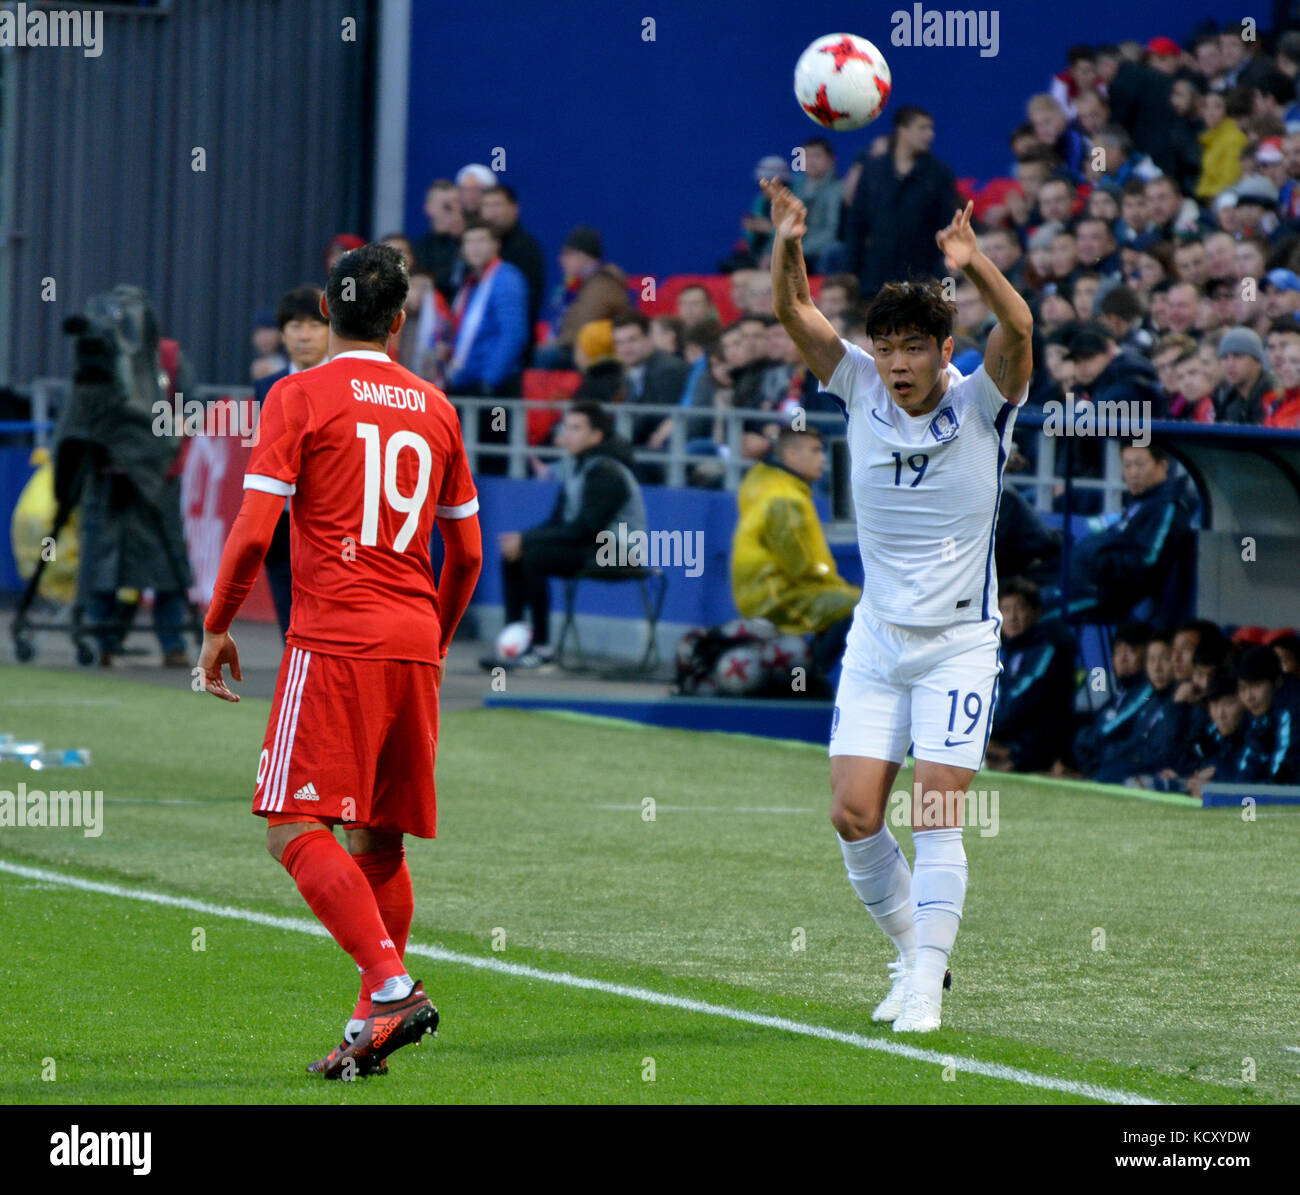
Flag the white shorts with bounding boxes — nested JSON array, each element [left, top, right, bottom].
[[829, 605, 1002, 772]]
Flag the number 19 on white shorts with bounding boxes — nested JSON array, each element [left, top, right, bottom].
[[829, 609, 1001, 773]]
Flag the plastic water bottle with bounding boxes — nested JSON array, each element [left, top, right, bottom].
[[28, 749, 92, 770]]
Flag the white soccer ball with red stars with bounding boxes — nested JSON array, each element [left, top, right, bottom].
[[794, 33, 892, 131]]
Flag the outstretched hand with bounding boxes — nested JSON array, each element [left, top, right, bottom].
[[936, 199, 978, 272], [759, 178, 807, 241], [197, 629, 242, 702]]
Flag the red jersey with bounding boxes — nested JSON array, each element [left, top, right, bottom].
[[246, 349, 477, 663]]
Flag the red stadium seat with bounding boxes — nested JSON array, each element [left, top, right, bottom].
[[521, 368, 581, 445], [1231, 625, 1270, 645]]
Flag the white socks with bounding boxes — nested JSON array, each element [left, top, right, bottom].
[[838, 826, 916, 964], [371, 974, 414, 1003], [910, 828, 967, 1001]]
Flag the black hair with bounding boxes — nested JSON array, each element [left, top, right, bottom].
[[1193, 635, 1230, 669], [486, 182, 519, 204], [325, 244, 409, 342], [1205, 674, 1240, 703], [1120, 440, 1167, 462], [684, 319, 722, 352], [612, 310, 651, 334], [892, 104, 933, 131], [1000, 575, 1043, 612], [864, 279, 954, 349], [568, 401, 613, 439], [275, 285, 327, 330], [1236, 644, 1283, 683], [1067, 44, 1095, 66], [1100, 284, 1143, 321], [776, 425, 823, 456], [802, 136, 834, 157], [1114, 620, 1153, 648]]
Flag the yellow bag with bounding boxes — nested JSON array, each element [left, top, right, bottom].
[[10, 448, 79, 604]]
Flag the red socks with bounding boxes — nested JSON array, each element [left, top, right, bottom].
[[350, 846, 415, 1021], [279, 831, 407, 996]]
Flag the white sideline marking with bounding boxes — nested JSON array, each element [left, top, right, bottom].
[[1285, 1046, 1300, 1055], [0, 858, 1161, 1105]]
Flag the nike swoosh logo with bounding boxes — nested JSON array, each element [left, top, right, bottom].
[[864, 897, 890, 906], [944, 737, 973, 747], [871, 409, 890, 427], [917, 900, 954, 907]]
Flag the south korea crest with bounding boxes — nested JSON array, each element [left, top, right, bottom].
[[929, 407, 959, 442]]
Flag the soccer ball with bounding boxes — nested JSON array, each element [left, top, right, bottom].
[[760, 634, 812, 684], [714, 644, 767, 696], [794, 33, 892, 131], [494, 621, 532, 660]]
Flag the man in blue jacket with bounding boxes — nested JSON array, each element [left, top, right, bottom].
[[447, 223, 529, 397], [1066, 440, 1195, 619], [1235, 644, 1300, 784], [1074, 621, 1154, 776]]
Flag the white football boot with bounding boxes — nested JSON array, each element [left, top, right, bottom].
[[891, 988, 942, 1033], [871, 957, 912, 1022]]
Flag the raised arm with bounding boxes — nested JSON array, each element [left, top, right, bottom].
[[762, 178, 846, 388], [936, 200, 1033, 403]]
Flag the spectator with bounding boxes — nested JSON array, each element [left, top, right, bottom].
[[1073, 620, 1154, 777], [816, 274, 860, 320], [979, 227, 1027, 290], [572, 320, 623, 405], [611, 311, 689, 458], [1170, 618, 1220, 703], [1232, 176, 1282, 242], [1218, 20, 1273, 94], [1028, 94, 1088, 177], [1170, 346, 1218, 422], [1051, 45, 1099, 119], [1049, 227, 1081, 287], [455, 163, 496, 219], [736, 155, 787, 266], [650, 314, 685, 357], [489, 402, 643, 671], [1074, 89, 1111, 142], [1265, 334, 1300, 427], [536, 227, 630, 369], [249, 311, 286, 382], [844, 105, 959, 296], [1070, 271, 1101, 324], [1036, 176, 1078, 226], [446, 223, 529, 397], [986, 576, 1078, 773], [1089, 126, 1161, 189], [1098, 284, 1154, 354], [1086, 180, 1121, 224], [1097, 40, 1200, 183], [414, 180, 466, 300], [676, 284, 718, 328], [954, 276, 996, 343], [791, 136, 845, 271], [729, 268, 762, 315], [1075, 216, 1123, 279], [1261, 269, 1300, 325], [730, 427, 860, 689], [1163, 280, 1201, 336], [1234, 644, 1300, 784], [1067, 322, 1164, 415], [253, 285, 331, 635], [1172, 237, 1212, 288], [1117, 177, 1155, 243], [1151, 331, 1198, 395], [1066, 441, 1195, 620], [1213, 325, 1275, 423], [479, 184, 547, 351], [1146, 174, 1203, 238]]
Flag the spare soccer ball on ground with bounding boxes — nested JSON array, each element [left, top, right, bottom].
[[794, 33, 892, 131], [494, 621, 533, 661]]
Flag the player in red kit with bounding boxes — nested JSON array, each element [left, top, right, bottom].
[[197, 243, 483, 1079]]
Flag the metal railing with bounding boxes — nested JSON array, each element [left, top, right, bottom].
[[23, 378, 1133, 514]]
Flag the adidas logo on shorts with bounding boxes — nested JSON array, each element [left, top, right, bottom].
[[293, 782, 320, 802]]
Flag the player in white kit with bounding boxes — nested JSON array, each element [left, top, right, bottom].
[[761, 178, 1033, 1032]]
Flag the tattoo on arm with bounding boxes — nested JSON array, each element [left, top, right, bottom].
[[993, 355, 1008, 387]]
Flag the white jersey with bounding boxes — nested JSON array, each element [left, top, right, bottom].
[[819, 339, 1023, 628]]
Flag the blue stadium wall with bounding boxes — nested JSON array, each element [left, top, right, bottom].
[[406, 0, 1240, 294]]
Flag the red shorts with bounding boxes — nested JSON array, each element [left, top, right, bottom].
[[253, 647, 440, 838]]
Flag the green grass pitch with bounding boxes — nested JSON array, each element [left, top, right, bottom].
[[1, 662, 1296, 1104]]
